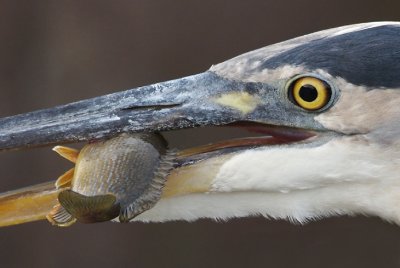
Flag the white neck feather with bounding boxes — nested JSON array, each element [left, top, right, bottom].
[[135, 136, 400, 224]]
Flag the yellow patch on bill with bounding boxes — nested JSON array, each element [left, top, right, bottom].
[[213, 92, 261, 114]]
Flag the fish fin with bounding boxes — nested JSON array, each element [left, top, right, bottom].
[[52, 146, 79, 163], [119, 150, 176, 222], [46, 203, 76, 227], [55, 168, 75, 189], [58, 190, 120, 223]]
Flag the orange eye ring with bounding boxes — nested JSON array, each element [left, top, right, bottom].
[[290, 77, 331, 111]]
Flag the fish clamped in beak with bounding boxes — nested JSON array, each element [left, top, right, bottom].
[[0, 69, 317, 227], [4, 22, 400, 226], [46, 133, 174, 227]]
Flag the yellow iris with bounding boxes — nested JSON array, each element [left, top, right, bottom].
[[292, 77, 330, 111]]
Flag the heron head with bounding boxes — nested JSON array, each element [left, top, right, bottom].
[[1, 22, 400, 225]]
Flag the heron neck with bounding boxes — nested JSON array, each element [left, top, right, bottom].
[[135, 136, 400, 223]]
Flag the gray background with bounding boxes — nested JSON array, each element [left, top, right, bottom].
[[0, 0, 400, 267]]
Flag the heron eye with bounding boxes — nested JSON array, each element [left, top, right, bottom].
[[290, 77, 331, 111]]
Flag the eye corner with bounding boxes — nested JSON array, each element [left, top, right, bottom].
[[286, 74, 336, 112]]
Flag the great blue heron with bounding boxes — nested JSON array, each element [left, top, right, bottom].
[[0, 21, 399, 227]]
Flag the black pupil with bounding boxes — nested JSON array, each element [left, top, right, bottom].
[[299, 84, 318, 102]]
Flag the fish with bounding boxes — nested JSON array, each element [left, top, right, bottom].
[[47, 133, 175, 226]]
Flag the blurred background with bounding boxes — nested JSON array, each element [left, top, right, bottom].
[[0, 0, 400, 267]]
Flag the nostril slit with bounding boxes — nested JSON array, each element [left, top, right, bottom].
[[120, 103, 181, 111]]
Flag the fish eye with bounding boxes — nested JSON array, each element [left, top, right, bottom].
[[288, 76, 332, 111]]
